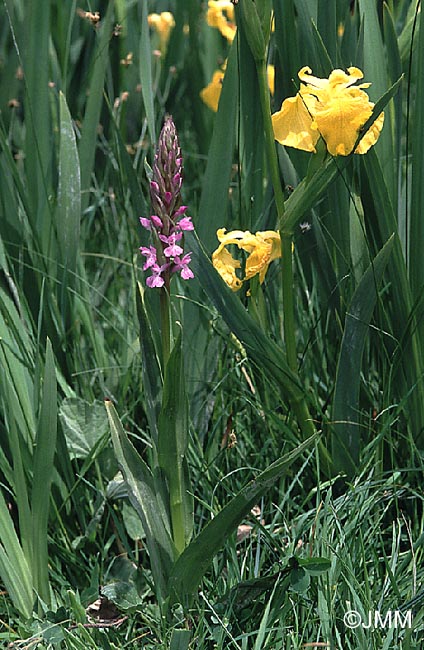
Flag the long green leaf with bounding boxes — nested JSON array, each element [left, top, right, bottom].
[[358, 0, 395, 204], [183, 36, 247, 432], [196, 37, 239, 249], [331, 235, 394, 477], [0, 291, 36, 445], [409, 2, 424, 303], [57, 91, 81, 323], [3, 380, 32, 562], [79, 1, 114, 213], [158, 333, 193, 554], [23, 0, 51, 233], [139, 1, 156, 144], [105, 399, 176, 601], [362, 149, 424, 445], [0, 490, 33, 619], [167, 433, 318, 605], [31, 338, 57, 606]]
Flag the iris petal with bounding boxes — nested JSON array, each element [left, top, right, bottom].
[[272, 66, 384, 156]]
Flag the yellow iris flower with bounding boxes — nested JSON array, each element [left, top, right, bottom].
[[212, 228, 281, 290], [148, 12, 175, 51], [200, 68, 226, 112], [207, 0, 237, 42], [272, 66, 384, 156], [201, 64, 275, 112]]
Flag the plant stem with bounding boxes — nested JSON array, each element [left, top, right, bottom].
[[160, 285, 171, 369], [256, 57, 316, 440], [169, 475, 186, 555], [256, 59, 286, 219]]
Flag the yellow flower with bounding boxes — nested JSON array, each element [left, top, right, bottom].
[[200, 68, 225, 112], [212, 228, 281, 290], [207, 1, 237, 42], [267, 64, 275, 96], [272, 66, 384, 156], [201, 64, 275, 112], [148, 12, 175, 51]]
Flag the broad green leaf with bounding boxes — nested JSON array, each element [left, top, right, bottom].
[[101, 580, 143, 611], [105, 399, 176, 601], [290, 566, 310, 593], [59, 397, 109, 459], [158, 333, 193, 554], [167, 433, 317, 605], [331, 236, 394, 477], [57, 92, 81, 304], [31, 338, 57, 606]]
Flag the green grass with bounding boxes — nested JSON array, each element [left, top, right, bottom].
[[0, 0, 423, 647]]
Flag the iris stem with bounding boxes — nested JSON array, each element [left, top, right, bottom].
[[256, 57, 316, 440]]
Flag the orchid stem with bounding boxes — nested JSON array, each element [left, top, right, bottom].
[[160, 285, 171, 369]]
